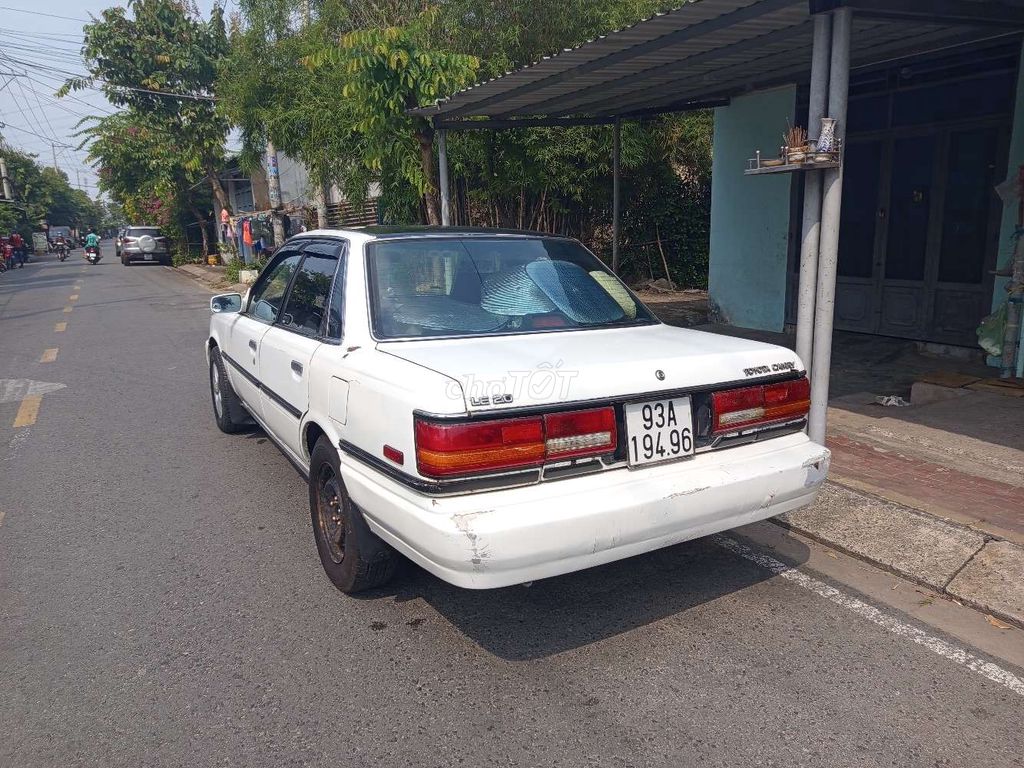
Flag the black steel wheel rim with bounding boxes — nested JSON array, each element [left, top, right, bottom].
[[316, 464, 346, 564]]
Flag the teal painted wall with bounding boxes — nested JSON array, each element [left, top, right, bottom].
[[993, 42, 1024, 374], [708, 86, 796, 332]]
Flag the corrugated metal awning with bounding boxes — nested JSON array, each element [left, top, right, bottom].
[[410, 0, 1024, 125]]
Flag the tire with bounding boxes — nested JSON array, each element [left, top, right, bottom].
[[209, 347, 248, 433], [309, 437, 398, 593], [122, 256, 130, 266]]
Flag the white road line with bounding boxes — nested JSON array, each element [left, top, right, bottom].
[[714, 534, 1024, 698]]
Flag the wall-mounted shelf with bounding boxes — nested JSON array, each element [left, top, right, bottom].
[[744, 158, 840, 176]]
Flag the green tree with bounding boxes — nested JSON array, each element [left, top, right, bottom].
[[0, 146, 102, 239], [61, 0, 230, 225], [218, 0, 372, 212], [305, 8, 479, 224]]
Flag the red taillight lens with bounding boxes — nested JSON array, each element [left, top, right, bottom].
[[712, 377, 810, 433], [415, 417, 545, 477], [544, 407, 617, 459], [414, 406, 617, 478]]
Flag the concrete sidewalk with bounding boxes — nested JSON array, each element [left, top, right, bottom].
[[781, 385, 1024, 629], [174, 262, 249, 295]]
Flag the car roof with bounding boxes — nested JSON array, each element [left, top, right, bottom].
[[293, 226, 573, 243]]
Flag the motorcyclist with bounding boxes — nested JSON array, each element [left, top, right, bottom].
[[84, 229, 101, 257]]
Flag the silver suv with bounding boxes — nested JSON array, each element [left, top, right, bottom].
[[120, 226, 170, 265]]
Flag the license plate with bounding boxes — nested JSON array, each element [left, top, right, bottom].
[[144, 253, 153, 260], [625, 396, 694, 466]]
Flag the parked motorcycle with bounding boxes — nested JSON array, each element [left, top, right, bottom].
[[85, 246, 101, 265]]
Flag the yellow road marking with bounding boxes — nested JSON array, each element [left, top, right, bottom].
[[0, 510, 5, 527], [13, 395, 42, 427], [54, 322, 67, 332], [69, 294, 79, 301], [39, 348, 58, 363], [63, 306, 73, 314]]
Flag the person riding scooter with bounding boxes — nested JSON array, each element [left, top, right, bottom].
[[54, 234, 70, 261], [84, 229, 102, 264]]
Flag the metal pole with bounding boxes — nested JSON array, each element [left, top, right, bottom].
[[612, 117, 622, 273], [266, 140, 286, 245], [795, 13, 832, 377], [437, 129, 451, 226], [51, 143, 58, 172], [808, 8, 852, 445]]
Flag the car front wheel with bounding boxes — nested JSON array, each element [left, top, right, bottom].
[[209, 347, 248, 433], [309, 437, 397, 593]]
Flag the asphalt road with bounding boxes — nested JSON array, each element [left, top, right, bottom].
[[1, 246, 1022, 768]]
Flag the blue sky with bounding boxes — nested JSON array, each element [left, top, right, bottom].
[[0, 1, 230, 198]]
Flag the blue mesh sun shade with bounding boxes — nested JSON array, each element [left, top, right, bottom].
[[391, 295, 508, 333], [480, 266, 557, 316], [526, 261, 625, 324]]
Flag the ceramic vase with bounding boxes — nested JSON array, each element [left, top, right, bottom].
[[817, 117, 837, 152]]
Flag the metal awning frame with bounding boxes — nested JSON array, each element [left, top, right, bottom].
[[420, 0, 1024, 442]]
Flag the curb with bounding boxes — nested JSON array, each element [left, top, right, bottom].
[[775, 481, 1024, 630], [173, 264, 248, 295]]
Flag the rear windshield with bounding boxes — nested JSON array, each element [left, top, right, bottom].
[[367, 237, 654, 339], [127, 228, 161, 238]]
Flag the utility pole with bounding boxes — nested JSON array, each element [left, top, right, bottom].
[[266, 142, 286, 246], [51, 143, 58, 172], [0, 155, 13, 200]]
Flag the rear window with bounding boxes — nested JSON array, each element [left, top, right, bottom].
[[367, 237, 654, 339], [127, 228, 161, 238]]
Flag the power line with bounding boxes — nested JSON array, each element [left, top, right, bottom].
[[0, 27, 87, 41], [0, 121, 74, 146], [0, 6, 90, 22], [4, 54, 217, 102]]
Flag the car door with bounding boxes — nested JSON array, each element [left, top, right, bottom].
[[258, 241, 345, 458], [222, 247, 303, 421]]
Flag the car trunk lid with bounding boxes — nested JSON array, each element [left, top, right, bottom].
[[379, 324, 803, 412]]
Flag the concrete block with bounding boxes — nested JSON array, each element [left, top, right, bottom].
[[779, 484, 986, 590], [947, 541, 1024, 628]]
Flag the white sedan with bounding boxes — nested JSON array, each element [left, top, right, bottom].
[[207, 228, 830, 593]]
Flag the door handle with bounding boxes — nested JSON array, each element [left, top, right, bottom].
[[291, 360, 303, 375], [249, 340, 257, 351]]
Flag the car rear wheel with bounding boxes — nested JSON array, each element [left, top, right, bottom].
[[209, 347, 248, 433], [309, 437, 398, 593]]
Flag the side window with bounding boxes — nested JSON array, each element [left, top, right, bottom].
[[326, 247, 347, 340], [248, 251, 302, 324], [325, 256, 346, 339], [279, 251, 339, 336]]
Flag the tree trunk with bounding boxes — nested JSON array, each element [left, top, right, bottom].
[[189, 203, 211, 257], [205, 166, 231, 216], [415, 128, 441, 226]]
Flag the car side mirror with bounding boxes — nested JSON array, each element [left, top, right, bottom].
[[211, 293, 242, 314]]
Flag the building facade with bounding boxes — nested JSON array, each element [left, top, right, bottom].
[[709, 37, 1024, 357]]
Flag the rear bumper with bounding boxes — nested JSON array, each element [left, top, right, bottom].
[[342, 432, 830, 589], [122, 251, 167, 261]]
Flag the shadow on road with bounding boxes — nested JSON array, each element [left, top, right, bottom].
[[363, 531, 809, 661], [229, 413, 812, 662]]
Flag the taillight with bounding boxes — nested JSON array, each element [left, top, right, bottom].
[[414, 406, 617, 479], [415, 417, 545, 477], [544, 407, 616, 459], [712, 377, 810, 433]]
